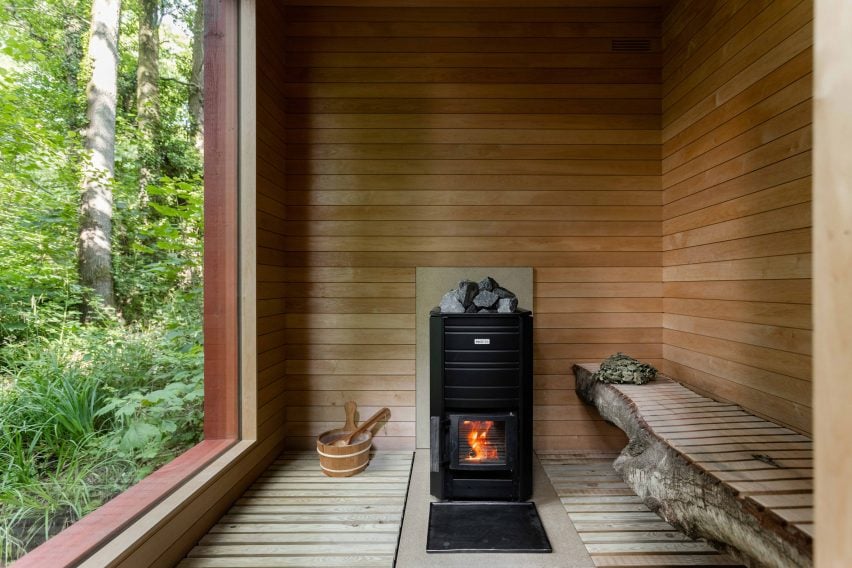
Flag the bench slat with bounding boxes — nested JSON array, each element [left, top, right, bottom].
[[748, 493, 813, 508]]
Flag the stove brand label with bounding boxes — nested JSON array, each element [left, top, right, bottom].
[[474, 338, 490, 345]]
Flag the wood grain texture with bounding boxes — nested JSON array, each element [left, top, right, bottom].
[[661, 0, 812, 434], [267, 4, 664, 451], [256, 3, 290, 448], [202, 0, 240, 442]]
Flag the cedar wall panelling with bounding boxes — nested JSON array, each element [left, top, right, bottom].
[[661, 0, 812, 433], [278, 5, 663, 450], [257, 4, 290, 442]]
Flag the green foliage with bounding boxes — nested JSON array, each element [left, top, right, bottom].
[[0, 0, 205, 562], [97, 301, 204, 468], [116, 175, 204, 321], [0, 7, 83, 343], [0, 300, 204, 561]]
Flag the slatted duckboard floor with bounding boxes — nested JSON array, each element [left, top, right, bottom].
[[539, 452, 745, 567], [181, 450, 750, 567], [178, 452, 414, 568]]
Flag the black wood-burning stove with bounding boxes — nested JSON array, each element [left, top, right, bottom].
[[429, 310, 533, 501]]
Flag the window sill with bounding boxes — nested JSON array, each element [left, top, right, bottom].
[[13, 437, 243, 568]]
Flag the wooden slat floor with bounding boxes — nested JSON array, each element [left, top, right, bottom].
[[178, 451, 413, 568], [180, 449, 756, 567], [539, 452, 745, 568]]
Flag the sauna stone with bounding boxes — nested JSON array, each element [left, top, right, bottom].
[[456, 280, 479, 307], [478, 276, 498, 292], [497, 297, 518, 313], [473, 289, 499, 308], [494, 287, 516, 300], [440, 291, 465, 313], [437, 277, 521, 314]]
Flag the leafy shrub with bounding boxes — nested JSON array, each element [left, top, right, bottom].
[[0, 294, 203, 562]]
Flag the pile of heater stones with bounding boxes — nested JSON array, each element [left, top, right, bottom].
[[437, 277, 519, 314]]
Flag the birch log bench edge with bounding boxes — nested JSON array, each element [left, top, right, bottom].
[[573, 363, 813, 568]]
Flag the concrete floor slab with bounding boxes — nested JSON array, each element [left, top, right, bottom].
[[395, 451, 595, 567]]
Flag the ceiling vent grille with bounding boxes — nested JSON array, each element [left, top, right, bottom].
[[611, 38, 653, 52]]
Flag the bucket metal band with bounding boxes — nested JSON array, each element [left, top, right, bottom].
[[320, 462, 369, 474], [316, 445, 371, 459]]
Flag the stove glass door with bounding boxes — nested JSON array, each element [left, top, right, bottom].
[[449, 413, 516, 471]]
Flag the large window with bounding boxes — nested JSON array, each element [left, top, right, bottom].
[[0, 0, 220, 562]]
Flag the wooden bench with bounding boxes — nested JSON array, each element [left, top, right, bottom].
[[574, 363, 813, 568]]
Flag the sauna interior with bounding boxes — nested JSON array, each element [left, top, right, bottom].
[[10, 0, 830, 566], [255, 0, 812, 455]]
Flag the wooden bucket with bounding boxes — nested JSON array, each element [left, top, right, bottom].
[[316, 429, 373, 477]]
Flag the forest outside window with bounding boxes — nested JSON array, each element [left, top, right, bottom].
[[0, 0, 239, 564]]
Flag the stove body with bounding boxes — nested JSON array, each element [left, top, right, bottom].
[[429, 311, 533, 501]]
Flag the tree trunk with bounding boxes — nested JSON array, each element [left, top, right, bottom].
[[136, 0, 159, 137], [137, 0, 160, 208], [78, 0, 121, 316], [188, 0, 204, 148]]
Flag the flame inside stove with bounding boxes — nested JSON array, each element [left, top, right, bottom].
[[463, 420, 499, 462]]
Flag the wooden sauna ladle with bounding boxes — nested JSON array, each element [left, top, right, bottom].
[[343, 400, 358, 432], [333, 407, 391, 447]]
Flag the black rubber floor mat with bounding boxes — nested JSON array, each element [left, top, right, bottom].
[[426, 501, 552, 553]]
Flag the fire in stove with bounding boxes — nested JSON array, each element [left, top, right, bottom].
[[464, 420, 497, 462], [458, 419, 507, 465]]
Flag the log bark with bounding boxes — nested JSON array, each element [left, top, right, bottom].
[[574, 364, 812, 568], [78, 0, 121, 314]]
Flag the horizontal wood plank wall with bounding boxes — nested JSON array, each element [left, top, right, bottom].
[[277, 5, 663, 451], [257, 3, 290, 444], [661, 0, 813, 433]]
